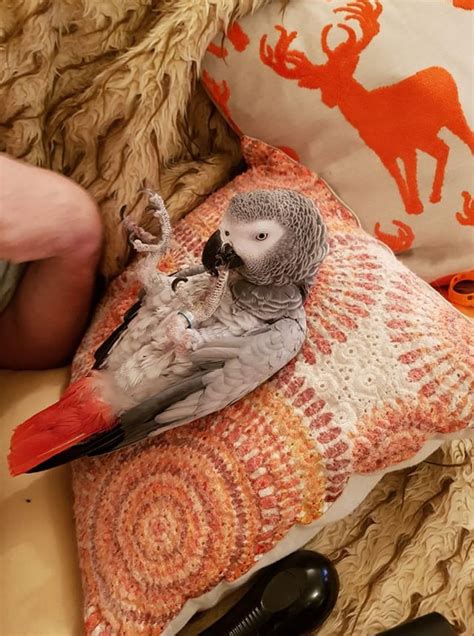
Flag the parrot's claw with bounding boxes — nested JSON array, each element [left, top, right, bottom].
[[130, 238, 162, 253], [166, 312, 202, 355], [175, 329, 201, 355], [119, 205, 128, 221], [123, 219, 156, 241], [122, 189, 171, 255], [141, 189, 167, 220], [171, 277, 188, 292], [123, 218, 161, 253]]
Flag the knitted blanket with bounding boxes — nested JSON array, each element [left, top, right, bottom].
[[183, 441, 473, 636]]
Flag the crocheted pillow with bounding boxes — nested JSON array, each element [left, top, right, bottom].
[[202, 0, 474, 283], [71, 138, 473, 635]]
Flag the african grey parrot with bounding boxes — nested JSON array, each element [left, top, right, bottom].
[[9, 189, 328, 475]]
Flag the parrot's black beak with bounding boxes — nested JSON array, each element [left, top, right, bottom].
[[202, 230, 244, 275], [220, 242, 244, 269]]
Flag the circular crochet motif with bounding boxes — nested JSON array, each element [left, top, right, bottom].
[[77, 399, 326, 633]]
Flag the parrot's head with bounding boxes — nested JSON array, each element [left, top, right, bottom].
[[202, 189, 328, 298]]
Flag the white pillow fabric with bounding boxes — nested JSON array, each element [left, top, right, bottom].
[[202, 0, 474, 282]]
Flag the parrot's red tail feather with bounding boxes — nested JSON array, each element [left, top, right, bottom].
[[8, 376, 116, 476]]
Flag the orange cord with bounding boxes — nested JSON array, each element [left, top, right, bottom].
[[448, 270, 474, 307]]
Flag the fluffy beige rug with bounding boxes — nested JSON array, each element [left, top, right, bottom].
[[0, 0, 261, 277], [1, 2, 472, 634]]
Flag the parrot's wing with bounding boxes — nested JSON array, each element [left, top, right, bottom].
[[93, 296, 144, 369], [93, 269, 179, 370], [34, 318, 305, 467], [93, 317, 305, 454], [157, 319, 305, 425], [93, 270, 211, 370]]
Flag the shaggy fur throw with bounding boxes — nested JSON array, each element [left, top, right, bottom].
[[0, 0, 275, 277]]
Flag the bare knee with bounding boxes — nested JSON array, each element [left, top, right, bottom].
[[0, 156, 103, 264], [45, 182, 103, 264], [0, 158, 104, 368]]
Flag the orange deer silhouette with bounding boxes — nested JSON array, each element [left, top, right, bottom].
[[207, 21, 250, 58], [374, 219, 415, 252], [201, 70, 242, 135], [260, 0, 474, 215], [453, 0, 474, 9], [456, 191, 474, 225]]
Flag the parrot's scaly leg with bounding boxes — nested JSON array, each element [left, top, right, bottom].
[[193, 269, 229, 322], [167, 269, 230, 353]]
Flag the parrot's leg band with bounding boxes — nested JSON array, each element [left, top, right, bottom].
[[176, 310, 195, 329]]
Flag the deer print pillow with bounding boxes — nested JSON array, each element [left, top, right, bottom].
[[202, 0, 474, 283]]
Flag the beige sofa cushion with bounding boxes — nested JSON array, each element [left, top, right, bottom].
[[0, 368, 82, 636]]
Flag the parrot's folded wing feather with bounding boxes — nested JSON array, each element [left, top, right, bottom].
[[93, 297, 143, 369], [28, 318, 305, 467], [92, 273, 175, 370], [91, 318, 304, 455], [159, 318, 305, 424]]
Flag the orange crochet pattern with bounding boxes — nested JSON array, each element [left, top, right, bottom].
[[72, 139, 473, 635]]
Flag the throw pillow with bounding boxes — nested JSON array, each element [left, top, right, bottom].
[[202, 0, 474, 283], [71, 138, 473, 635]]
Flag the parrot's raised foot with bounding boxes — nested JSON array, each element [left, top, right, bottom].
[[142, 188, 167, 217], [123, 220, 161, 253], [122, 189, 172, 254]]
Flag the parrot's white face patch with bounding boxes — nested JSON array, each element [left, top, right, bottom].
[[220, 216, 286, 263]]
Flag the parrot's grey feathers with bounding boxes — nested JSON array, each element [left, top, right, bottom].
[[66, 318, 306, 459], [225, 189, 328, 294], [191, 345, 241, 363], [26, 188, 329, 471], [189, 330, 270, 364], [110, 319, 303, 451], [231, 279, 304, 321], [119, 373, 208, 428], [153, 318, 305, 428]]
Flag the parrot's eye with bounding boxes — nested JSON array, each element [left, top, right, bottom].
[[256, 232, 268, 241], [224, 230, 230, 237]]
